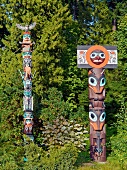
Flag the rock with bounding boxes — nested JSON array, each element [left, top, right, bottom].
[[60, 116, 64, 120], [63, 121, 68, 126], [75, 132, 83, 136], [63, 130, 68, 134], [74, 141, 79, 145], [45, 130, 51, 134], [53, 125, 57, 129], [69, 120, 74, 124], [74, 124, 81, 127], [57, 132, 62, 137], [70, 131, 75, 137], [70, 138, 74, 142], [47, 135, 50, 138], [69, 125, 73, 129], [67, 127, 72, 131], [74, 127, 83, 131], [61, 126, 66, 132]]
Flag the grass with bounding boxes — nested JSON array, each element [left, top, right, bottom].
[[77, 157, 127, 170]]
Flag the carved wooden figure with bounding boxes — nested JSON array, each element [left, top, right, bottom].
[[77, 45, 117, 162], [16, 23, 36, 141]]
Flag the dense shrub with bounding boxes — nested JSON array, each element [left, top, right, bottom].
[[38, 116, 88, 150], [23, 143, 78, 170], [110, 100, 127, 169]]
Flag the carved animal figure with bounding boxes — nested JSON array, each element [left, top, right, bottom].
[[16, 22, 36, 32], [24, 118, 34, 135], [23, 58, 32, 67], [88, 68, 105, 108], [88, 68, 106, 162], [24, 66, 32, 80]]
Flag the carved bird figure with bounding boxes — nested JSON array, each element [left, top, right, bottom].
[[16, 22, 36, 32]]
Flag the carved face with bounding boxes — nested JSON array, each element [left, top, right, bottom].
[[24, 89, 32, 97], [89, 109, 106, 130], [23, 58, 32, 67], [23, 34, 31, 41], [23, 79, 32, 89], [90, 50, 105, 65], [22, 52, 32, 58], [23, 112, 33, 119], [88, 68, 106, 94], [24, 120, 33, 134]]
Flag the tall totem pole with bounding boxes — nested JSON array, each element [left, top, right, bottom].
[[16, 22, 36, 141], [77, 45, 117, 162]]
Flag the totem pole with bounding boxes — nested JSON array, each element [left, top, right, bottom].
[[77, 45, 117, 162], [16, 22, 36, 141]]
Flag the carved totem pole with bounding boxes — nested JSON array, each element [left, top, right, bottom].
[[77, 45, 117, 162], [16, 22, 36, 141]]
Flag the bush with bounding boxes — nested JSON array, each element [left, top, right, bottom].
[[22, 143, 78, 170], [110, 100, 127, 169]]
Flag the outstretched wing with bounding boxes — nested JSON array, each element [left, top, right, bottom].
[[29, 22, 36, 30], [16, 24, 25, 30]]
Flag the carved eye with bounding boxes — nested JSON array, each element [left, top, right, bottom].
[[100, 77, 106, 86], [89, 112, 97, 122], [99, 53, 105, 58], [89, 77, 97, 86], [100, 112, 106, 122], [90, 53, 97, 58], [23, 35, 27, 38]]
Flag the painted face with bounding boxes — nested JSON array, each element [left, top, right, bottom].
[[24, 89, 32, 97], [90, 50, 105, 65], [89, 109, 106, 130], [23, 58, 32, 67], [23, 79, 32, 89], [23, 34, 31, 41], [22, 52, 32, 58], [23, 112, 33, 119], [88, 69, 106, 94]]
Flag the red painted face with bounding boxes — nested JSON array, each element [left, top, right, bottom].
[[90, 50, 105, 65]]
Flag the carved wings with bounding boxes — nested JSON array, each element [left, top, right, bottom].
[[16, 22, 36, 31], [28, 22, 36, 30]]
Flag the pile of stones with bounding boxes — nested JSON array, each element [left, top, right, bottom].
[[40, 116, 88, 150]]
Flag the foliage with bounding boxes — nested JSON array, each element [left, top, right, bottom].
[[110, 99, 127, 169], [40, 87, 71, 121], [77, 159, 126, 170], [0, 142, 78, 170], [1, 0, 127, 169], [37, 115, 88, 150]]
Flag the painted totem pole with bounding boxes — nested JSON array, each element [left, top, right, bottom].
[[77, 45, 117, 162], [16, 22, 36, 141]]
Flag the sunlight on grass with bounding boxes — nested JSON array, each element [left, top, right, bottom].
[[78, 158, 127, 170]]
